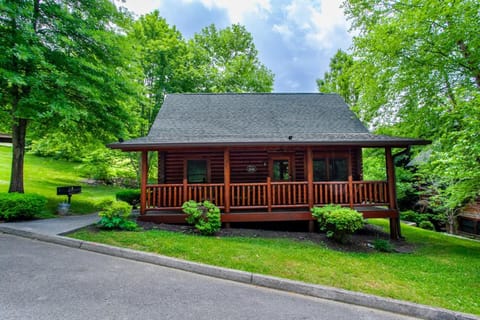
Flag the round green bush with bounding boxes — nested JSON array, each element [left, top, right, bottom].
[[115, 189, 140, 208], [182, 200, 221, 236], [311, 204, 364, 243], [419, 220, 435, 231], [0, 193, 47, 221], [373, 239, 395, 253], [400, 210, 420, 224], [98, 201, 137, 231]]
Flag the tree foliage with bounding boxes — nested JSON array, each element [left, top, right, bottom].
[[1, 3, 275, 193], [127, 11, 191, 136], [320, 0, 480, 229], [0, 0, 143, 192], [189, 24, 274, 93], [317, 49, 359, 106]]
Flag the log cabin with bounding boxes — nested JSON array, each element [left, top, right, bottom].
[[109, 93, 430, 239]]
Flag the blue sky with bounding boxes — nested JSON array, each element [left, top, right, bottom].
[[120, 0, 353, 92]]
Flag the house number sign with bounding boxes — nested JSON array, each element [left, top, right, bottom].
[[246, 165, 257, 173]]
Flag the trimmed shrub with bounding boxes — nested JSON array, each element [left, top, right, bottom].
[[0, 193, 47, 221], [373, 239, 395, 253], [311, 204, 365, 243], [182, 200, 221, 236], [97, 201, 138, 231], [115, 189, 140, 208], [400, 210, 421, 224], [419, 220, 435, 231], [95, 199, 115, 211]]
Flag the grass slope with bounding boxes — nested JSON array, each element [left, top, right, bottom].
[[70, 220, 480, 315], [0, 145, 122, 216]]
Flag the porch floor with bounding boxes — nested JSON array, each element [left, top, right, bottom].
[[138, 207, 398, 224]]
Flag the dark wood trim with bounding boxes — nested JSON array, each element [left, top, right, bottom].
[[140, 151, 148, 215]]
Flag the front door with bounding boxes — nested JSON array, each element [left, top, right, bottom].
[[269, 154, 294, 181]]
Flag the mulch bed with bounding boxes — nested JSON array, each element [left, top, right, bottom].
[[136, 220, 416, 254]]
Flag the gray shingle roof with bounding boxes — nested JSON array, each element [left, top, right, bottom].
[[110, 93, 430, 149]]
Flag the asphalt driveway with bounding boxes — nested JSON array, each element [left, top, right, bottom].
[[0, 233, 418, 320]]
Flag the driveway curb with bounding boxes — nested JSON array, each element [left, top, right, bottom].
[[0, 226, 478, 320]]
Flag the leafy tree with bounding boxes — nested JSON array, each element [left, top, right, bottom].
[[127, 11, 192, 136], [189, 24, 274, 93], [0, 0, 143, 192], [317, 49, 359, 106], [335, 0, 480, 230]]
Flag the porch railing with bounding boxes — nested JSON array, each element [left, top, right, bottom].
[[145, 180, 389, 211], [146, 183, 225, 209]]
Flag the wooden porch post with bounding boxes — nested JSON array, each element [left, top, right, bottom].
[[306, 147, 315, 232], [386, 147, 401, 239], [140, 151, 148, 215], [267, 176, 272, 212], [183, 178, 188, 204], [348, 149, 354, 209], [224, 148, 231, 214]]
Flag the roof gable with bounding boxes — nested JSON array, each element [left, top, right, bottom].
[[149, 93, 368, 142]]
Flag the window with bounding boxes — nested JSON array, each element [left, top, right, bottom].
[[313, 158, 348, 181], [330, 159, 348, 181], [187, 160, 208, 183], [272, 159, 290, 181], [313, 159, 327, 181]]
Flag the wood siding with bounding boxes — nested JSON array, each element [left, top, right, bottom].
[[160, 147, 363, 183], [163, 151, 224, 183]]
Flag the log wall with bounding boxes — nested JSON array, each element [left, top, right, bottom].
[[160, 147, 362, 183]]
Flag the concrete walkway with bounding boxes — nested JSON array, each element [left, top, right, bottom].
[[0, 215, 477, 320], [0, 213, 100, 235]]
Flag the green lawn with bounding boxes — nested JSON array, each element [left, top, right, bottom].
[[70, 220, 480, 316], [0, 145, 123, 216]]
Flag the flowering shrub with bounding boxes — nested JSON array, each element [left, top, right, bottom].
[[182, 200, 221, 236]]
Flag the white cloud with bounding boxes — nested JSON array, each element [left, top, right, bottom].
[[272, 24, 293, 40], [119, 0, 163, 16], [309, 0, 350, 47], [182, 0, 271, 23], [277, 0, 350, 50]]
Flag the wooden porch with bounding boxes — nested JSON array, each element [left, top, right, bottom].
[[136, 146, 402, 238], [139, 179, 397, 223]]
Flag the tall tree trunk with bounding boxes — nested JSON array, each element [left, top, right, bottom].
[[9, 117, 27, 193]]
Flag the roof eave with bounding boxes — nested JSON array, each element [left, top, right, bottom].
[[108, 139, 431, 151]]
